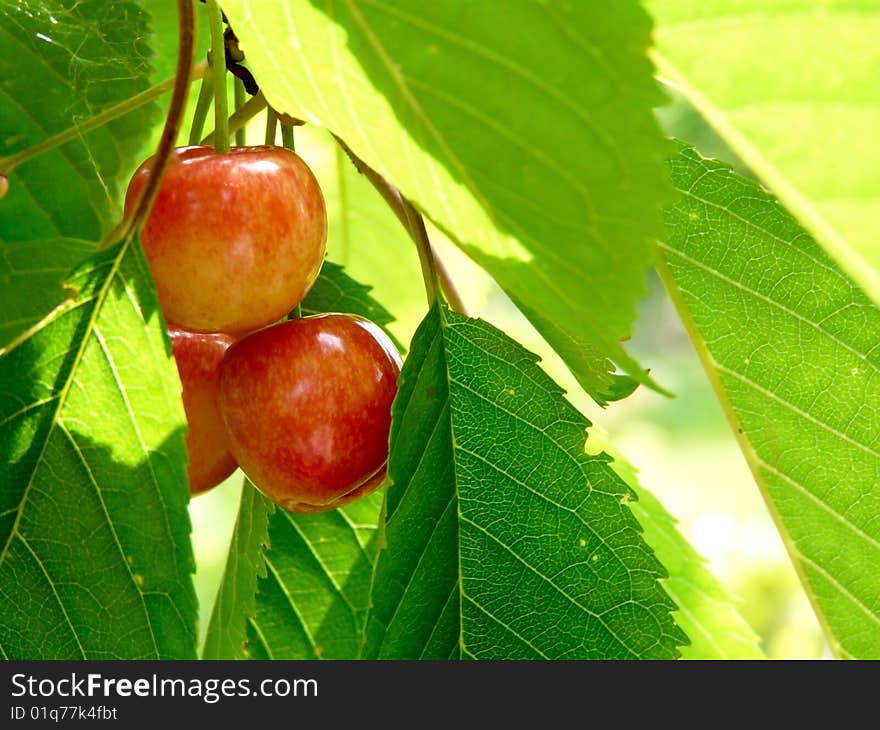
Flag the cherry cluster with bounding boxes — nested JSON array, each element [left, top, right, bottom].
[[124, 144, 401, 513]]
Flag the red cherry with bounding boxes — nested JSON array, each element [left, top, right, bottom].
[[289, 466, 389, 515], [169, 326, 239, 495], [217, 314, 402, 513], [125, 145, 327, 334]]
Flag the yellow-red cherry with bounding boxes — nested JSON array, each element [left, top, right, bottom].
[[217, 313, 401, 513], [125, 145, 327, 334], [169, 325, 239, 495]]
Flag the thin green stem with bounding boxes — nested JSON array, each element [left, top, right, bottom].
[[333, 135, 409, 232], [0, 61, 207, 176], [234, 77, 247, 146], [201, 92, 266, 147], [105, 0, 196, 249], [264, 108, 278, 145], [188, 67, 215, 145], [434, 249, 468, 315], [206, 0, 229, 153], [332, 134, 463, 312], [402, 199, 439, 307], [335, 144, 350, 264], [280, 122, 295, 152]]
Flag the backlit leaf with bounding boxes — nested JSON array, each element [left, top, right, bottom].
[[0, 237, 196, 659], [0, 0, 159, 345], [0, 0, 158, 238], [0, 238, 94, 346], [220, 0, 672, 402], [659, 143, 880, 659], [201, 480, 273, 660], [649, 0, 880, 308], [596, 436, 765, 659]]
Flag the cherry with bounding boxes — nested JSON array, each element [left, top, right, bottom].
[[217, 313, 402, 513], [125, 145, 327, 334], [289, 466, 389, 515], [169, 325, 239, 495]]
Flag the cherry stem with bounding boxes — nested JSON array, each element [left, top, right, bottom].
[[332, 135, 467, 314], [335, 145, 351, 264], [188, 66, 215, 145], [265, 108, 278, 145], [205, 0, 229, 153], [402, 198, 439, 307], [201, 92, 266, 146], [234, 78, 247, 146], [0, 61, 207, 178], [280, 121, 296, 152], [102, 0, 196, 250], [434, 251, 468, 315]]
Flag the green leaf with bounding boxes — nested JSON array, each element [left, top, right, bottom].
[[0, 236, 197, 660], [138, 0, 212, 163], [364, 304, 688, 659], [140, 0, 211, 84], [0, 0, 158, 240], [203, 481, 383, 661], [0, 238, 95, 347], [201, 480, 273, 660], [658, 143, 880, 659], [0, 0, 160, 347], [588, 431, 765, 659], [633, 490, 766, 659], [648, 0, 880, 310], [221, 0, 672, 402], [244, 491, 383, 659]]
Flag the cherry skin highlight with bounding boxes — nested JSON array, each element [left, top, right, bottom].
[[125, 145, 327, 334], [217, 313, 402, 513], [169, 326, 239, 495]]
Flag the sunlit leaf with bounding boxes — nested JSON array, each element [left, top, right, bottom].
[[633, 489, 766, 659], [244, 491, 383, 660], [298, 127, 426, 350], [364, 303, 688, 659], [0, 0, 157, 238], [201, 480, 273, 660], [0, 238, 94, 347], [659, 143, 880, 659], [592, 433, 765, 659], [0, 236, 196, 659], [0, 0, 160, 346], [649, 0, 880, 309], [221, 0, 672, 402]]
